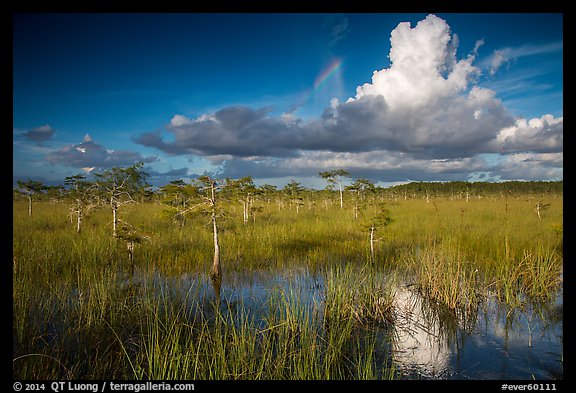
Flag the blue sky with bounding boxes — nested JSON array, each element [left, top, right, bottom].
[[13, 13, 563, 188]]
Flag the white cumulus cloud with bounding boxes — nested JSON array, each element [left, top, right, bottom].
[[491, 114, 563, 153], [170, 114, 194, 127], [351, 14, 480, 109]]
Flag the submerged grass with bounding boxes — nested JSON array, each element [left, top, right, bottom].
[[75, 264, 397, 380]]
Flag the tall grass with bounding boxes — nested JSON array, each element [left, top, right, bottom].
[[84, 264, 397, 380], [13, 193, 562, 379], [410, 239, 482, 317], [140, 262, 396, 380], [390, 197, 562, 315]]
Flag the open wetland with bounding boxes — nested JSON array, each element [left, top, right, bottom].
[[13, 188, 563, 380]]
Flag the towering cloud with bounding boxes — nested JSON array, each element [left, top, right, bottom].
[[353, 14, 478, 108]]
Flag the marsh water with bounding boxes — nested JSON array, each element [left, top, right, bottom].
[[133, 265, 563, 380]]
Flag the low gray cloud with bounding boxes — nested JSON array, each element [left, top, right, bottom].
[[218, 150, 493, 183], [491, 153, 563, 181], [148, 167, 189, 177], [47, 133, 158, 170], [143, 166, 201, 187], [23, 125, 55, 142], [135, 88, 516, 161], [134, 106, 303, 158]]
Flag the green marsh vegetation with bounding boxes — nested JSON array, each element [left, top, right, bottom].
[[13, 175, 563, 379]]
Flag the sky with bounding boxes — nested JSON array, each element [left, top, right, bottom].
[[12, 13, 563, 189]]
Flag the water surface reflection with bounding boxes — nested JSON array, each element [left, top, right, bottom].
[[136, 266, 562, 380], [390, 284, 562, 379]]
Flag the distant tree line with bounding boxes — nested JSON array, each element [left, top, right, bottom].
[[384, 180, 563, 201], [14, 172, 563, 207]]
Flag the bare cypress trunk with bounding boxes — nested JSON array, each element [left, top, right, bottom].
[[339, 182, 343, 208], [247, 195, 252, 223], [210, 210, 221, 279], [209, 181, 222, 306], [536, 203, 542, 220], [209, 183, 221, 280], [127, 241, 134, 265], [242, 199, 248, 225], [211, 272, 222, 308], [112, 200, 118, 238], [370, 228, 376, 261], [28, 194, 32, 217], [77, 208, 82, 234]]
